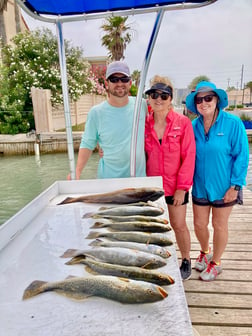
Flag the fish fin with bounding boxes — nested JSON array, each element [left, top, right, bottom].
[[85, 266, 99, 275], [65, 255, 86, 265], [65, 275, 77, 279], [57, 197, 76, 205], [86, 231, 100, 239], [90, 222, 106, 229], [82, 212, 94, 218], [60, 249, 78, 258], [117, 277, 130, 283], [55, 289, 91, 301], [22, 280, 47, 300]]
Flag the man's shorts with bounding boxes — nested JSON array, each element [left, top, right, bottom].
[[165, 191, 189, 205], [192, 189, 243, 208]]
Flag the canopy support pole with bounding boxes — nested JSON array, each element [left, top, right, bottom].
[[130, 8, 165, 177], [56, 21, 76, 179]]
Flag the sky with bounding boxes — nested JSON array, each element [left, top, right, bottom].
[[22, 0, 252, 90]]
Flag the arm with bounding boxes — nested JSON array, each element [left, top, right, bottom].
[[67, 148, 93, 180]]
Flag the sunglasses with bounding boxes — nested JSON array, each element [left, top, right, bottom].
[[108, 76, 131, 83], [195, 94, 216, 104], [150, 92, 170, 100]]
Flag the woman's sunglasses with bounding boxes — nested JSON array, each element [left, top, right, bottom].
[[195, 94, 216, 104], [150, 92, 170, 100], [108, 76, 131, 83]]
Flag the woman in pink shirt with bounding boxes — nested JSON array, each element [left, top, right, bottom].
[[145, 75, 196, 280]]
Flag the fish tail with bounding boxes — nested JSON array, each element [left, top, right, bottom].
[[82, 212, 94, 218], [86, 231, 100, 239], [60, 249, 78, 258], [88, 238, 103, 247], [90, 222, 106, 229], [22, 280, 47, 300], [57, 197, 76, 205]]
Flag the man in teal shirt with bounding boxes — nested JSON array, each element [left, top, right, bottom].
[[73, 61, 147, 179]]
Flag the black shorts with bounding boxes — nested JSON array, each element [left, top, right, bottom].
[[192, 189, 243, 208], [165, 191, 189, 205]]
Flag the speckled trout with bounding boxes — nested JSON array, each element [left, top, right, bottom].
[[86, 231, 173, 246], [77, 255, 175, 286], [58, 187, 164, 205], [22, 275, 168, 304], [61, 247, 166, 269], [83, 205, 164, 218], [91, 221, 172, 233], [91, 214, 169, 224], [89, 239, 171, 259]]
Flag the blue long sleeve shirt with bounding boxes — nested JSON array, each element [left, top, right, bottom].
[[192, 109, 249, 201], [80, 96, 147, 178]]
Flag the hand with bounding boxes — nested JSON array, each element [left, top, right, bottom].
[[223, 187, 238, 203], [67, 173, 71, 180], [173, 189, 186, 206], [98, 146, 104, 158]]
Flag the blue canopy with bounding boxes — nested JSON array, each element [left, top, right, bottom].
[[21, 0, 212, 17], [16, 0, 217, 179]]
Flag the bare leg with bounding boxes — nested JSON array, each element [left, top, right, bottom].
[[193, 204, 211, 252], [211, 206, 233, 263], [168, 204, 190, 260]]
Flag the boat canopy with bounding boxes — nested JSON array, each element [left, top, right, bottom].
[[16, 0, 217, 178]]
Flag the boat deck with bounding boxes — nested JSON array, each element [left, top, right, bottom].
[[180, 187, 252, 336]]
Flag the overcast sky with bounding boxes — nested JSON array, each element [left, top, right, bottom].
[[22, 0, 252, 89]]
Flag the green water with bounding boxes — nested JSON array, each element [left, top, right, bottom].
[[0, 152, 99, 225], [0, 147, 252, 225]]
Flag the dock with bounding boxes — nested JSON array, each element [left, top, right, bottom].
[[0, 129, 252, 155], [180, 187, 252, 336]]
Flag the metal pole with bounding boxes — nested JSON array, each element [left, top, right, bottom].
[[130, 9, 165, 176], [56, 21, 76, 179]]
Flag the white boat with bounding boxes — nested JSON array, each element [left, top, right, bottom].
[[0, 176, 193, 336], [2, 1, 218, 335]]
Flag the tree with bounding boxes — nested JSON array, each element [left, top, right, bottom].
[[0, 0, 8, 45], [245, 81, 252, 103], [0, 28, 101, 134], [131, 70, 141, 88], [188, 75, 210, 91], [101, 16, 132, 61]]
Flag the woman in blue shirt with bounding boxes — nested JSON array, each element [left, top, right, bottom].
[[186, 81, 249, 281]]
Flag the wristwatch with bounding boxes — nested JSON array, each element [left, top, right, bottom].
[[232, 185, 241, 191]]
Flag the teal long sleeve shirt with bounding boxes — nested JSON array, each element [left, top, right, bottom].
[[192, 110, 249, 201]]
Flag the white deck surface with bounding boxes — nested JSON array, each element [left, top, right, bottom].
[[0, 177, 193, 336]]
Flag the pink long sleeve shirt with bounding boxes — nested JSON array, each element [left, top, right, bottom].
[[145, 109, 196, 196]]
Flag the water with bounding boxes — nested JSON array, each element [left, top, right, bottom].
[[1, 147, 252, 225]]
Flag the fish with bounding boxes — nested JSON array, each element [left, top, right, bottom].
[[86, 231, 174, 246], [89, 239, 171, 259], [73, 255, 175, 286], [61, 247, 167, 269], [22, 275, 168, 304], [83, 205, 164, 218], [91, 221, 172, 233], [58, 187, 164, 205], [91, 214, 169, 224]]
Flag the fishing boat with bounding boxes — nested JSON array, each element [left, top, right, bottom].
[[1, 1, 217, 335]]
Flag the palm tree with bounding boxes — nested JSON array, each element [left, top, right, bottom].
[[101, 16, 132, 61], [0, 0, 8, 45], [131, 70, 141, 88]]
